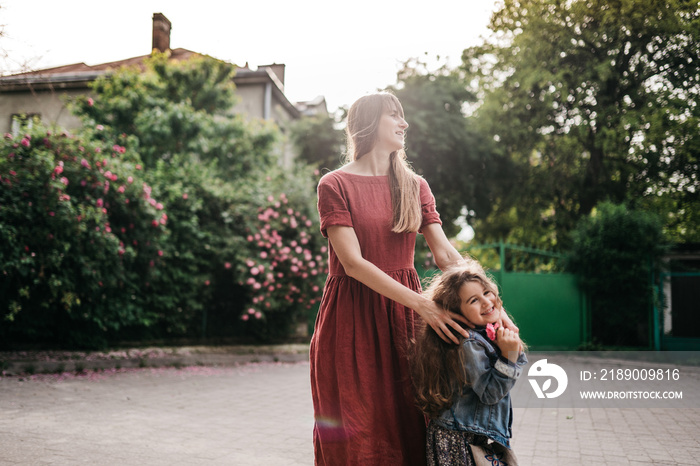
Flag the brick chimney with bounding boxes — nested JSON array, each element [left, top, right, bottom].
[[152, 13, 172, 53], [261, 64, 285, 86]]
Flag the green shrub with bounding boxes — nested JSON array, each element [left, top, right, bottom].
[[234, 164, 327, 341], [0, 126, 167, 348], [566, 202, 668, 347]]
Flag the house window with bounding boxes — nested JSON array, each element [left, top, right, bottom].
[[11, 113, 41, 137]]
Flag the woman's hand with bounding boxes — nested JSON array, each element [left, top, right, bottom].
[[416, 299, 470, 345]]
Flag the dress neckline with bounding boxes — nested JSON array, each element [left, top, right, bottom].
[[336, 169, 388, 178]]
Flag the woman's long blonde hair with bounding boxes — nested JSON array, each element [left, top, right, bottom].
[[409, 260, 505, 419], [345, 93, 422, 233]]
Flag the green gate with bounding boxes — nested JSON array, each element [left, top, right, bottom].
[[655, 272, 700, 351], [462, 243, 588, 351]]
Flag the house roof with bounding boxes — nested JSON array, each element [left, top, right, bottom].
[[0, 48, 198, 91], [0, 48, 301, 118]]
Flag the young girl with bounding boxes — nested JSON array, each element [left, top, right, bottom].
[[411, 260, 527, 466]]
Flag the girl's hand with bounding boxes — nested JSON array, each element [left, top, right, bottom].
[[494, 327, 521, 363], [498, 308, 519, 333], [418, 299, 470, 345]]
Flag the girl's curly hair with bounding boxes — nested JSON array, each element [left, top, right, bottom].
[[409, 259, 503, 419]]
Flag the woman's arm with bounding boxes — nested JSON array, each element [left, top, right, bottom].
[[422, 223, 519, 333], [421, 223, 466, 271], [327, 225, 469, 344]]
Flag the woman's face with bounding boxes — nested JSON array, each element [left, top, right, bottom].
[[458, 281, 499, 326], [375, 105, 408, 153]]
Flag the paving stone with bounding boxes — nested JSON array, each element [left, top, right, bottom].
[[2, 356, 700, 464]]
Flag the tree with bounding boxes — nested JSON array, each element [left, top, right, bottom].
[[73, 52, 278, 178], [566, 202, 667, 346], [387, 59, 509, 237], [289, 112, 346, 172], [463, 0, 700, 247]]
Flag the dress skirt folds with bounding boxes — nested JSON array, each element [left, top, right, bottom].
[[310, 170, 442, 465]]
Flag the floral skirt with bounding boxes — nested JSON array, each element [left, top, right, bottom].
[[426, 422, 518, 466]]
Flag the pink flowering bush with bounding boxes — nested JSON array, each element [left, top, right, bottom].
[[234, 167, 327, 341], [2, 55, 326, 348], [0, 125, 167, 347]]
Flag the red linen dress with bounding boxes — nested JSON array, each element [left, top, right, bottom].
[[310, 170, 442, 466]]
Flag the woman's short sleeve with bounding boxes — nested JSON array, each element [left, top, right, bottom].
[[419, 177, 442, 233], [317, 174, 353, 238]]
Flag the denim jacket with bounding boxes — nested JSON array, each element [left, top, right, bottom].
[[432, 327, 528, 449]]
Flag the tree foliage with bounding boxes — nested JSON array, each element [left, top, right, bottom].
[[462, 0, 700, 247], [387, 59, 509, 237], [72, 52, 279, 178], [289, 112, 346, 172], [1, 54, 326, 348], [566, 202, 667, 346]]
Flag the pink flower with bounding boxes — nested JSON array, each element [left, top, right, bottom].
[[182, 193, 188, 199], [241, 314, 249, 321], [81, 158, 90, 169], [20, 138, 30, 148], [96, 198, 104, 208], [127, 176, 133, 184], [255, 312, 262, 319], [136, 164, 142, 170], [485, 322, 500, 341], [60, 177, 69, 186], [260, 251, 268, 259], [248, 308, 256, 315], [158, 250, 163, 257], [87, 97, 94, 106], [49, 211, 55, 217], [117, 185, 126, 193], [9, 170, 16, 176], [96, 124, 104, 131], [204, 280, 210, 286], [225, 262, 232, 269]]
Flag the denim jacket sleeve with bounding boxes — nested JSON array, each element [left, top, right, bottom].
[[461, 337, 527, 406]]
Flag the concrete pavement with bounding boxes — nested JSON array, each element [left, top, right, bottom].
[[1, 354, 700, 465]]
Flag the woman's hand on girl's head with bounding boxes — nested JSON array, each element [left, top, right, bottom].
[[418, 300, 470, 345]]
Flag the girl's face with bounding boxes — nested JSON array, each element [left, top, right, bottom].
[[375, 105, 408, 153], [458, 281, 499, 327]]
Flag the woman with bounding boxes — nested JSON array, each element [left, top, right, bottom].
[[310, 93, 516, 465]]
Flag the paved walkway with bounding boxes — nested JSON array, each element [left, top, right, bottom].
[[1, 357, 699, 465]]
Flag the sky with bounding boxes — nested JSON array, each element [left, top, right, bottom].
[[1, 0, 499, 113]]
